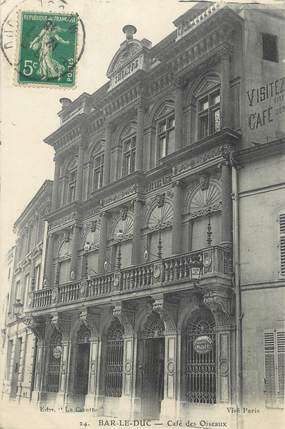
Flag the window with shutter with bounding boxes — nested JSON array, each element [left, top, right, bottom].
[[280, 214, 285, 276], [264, 329, 285, 409]]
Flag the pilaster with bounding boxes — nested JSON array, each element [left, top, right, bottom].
[[132, 198, 144, 265], [174, 78, 184, 151], [171, 181, 184, 254], [70, 223, 81, 280], [135, 101, 144, 171], [51, 156, 61, 211], [98, 212, 109, 273], [103, 123, 112, 186], [221, 51, 231, 129]]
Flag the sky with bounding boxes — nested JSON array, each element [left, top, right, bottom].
[[1, 0, 194, 262]]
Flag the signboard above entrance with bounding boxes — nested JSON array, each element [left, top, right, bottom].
[[193, 335, 213, 354]]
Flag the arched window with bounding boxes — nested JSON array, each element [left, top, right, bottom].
[[119, 122, 137, 177], [182, 309, 216, 404], [192, 74, 221, 140], [90, 142, 104, 192], [154, 102, 175, 161], [47, 330, 62, 393], [198, 91, 220, 139], [104, 319, 124, 397], [65, 159, 77, 204]]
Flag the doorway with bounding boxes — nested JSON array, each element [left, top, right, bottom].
[[141, 337, 164, 419], [140, 312, 165, 420], [74, 343, 90, 395]]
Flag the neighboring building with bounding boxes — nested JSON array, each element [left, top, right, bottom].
[[234, 139, 285, 413], [3, 2, 285, 423], [0, 246, 16, 393], [1, 181, 52, 402]]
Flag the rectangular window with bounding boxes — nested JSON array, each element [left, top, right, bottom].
[[93, 153, 104, 190], [264, 329, 285, 409], [122, 135, 136, 176], [262, 33, 278, 62], [198, 90, 220, 139], [280, 214, 285, 276], [68, 170, 77, 202], [157, 115, 175, 160], [34, 265, 41, 290]]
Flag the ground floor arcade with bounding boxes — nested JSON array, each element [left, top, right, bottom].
[[26, 286, 235, 419]]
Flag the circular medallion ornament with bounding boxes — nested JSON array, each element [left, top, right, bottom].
[[203, 256, 212, 268], [125, 362, 132, 374], [193, 335, 213, 354], [53, 345, 62, 359], [167, 361, 175, 374]]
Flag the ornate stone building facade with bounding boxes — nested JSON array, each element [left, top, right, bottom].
[[2, 181, 52, 402], [3, 2, 285, 421]]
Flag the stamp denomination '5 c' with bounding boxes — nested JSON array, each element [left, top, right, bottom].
[[17, 11, 78, 87]]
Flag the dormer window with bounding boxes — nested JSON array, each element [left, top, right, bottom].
[[157, 115, 175, 160], [122, 135, 136, 176], [198, 90, 220, 139]]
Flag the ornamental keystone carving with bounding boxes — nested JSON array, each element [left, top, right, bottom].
[[203, 289, 233, 326], [23, 317, 45, 339], [50, 313, 71, 337], [199, 174, 210, 191], [112, 302, 135, 336], [151, 295, 177, 334], [79, 308, 99, 336]]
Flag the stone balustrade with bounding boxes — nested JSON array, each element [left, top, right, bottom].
[[31, 246, 232, 309]]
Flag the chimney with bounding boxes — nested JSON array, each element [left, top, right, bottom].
[[122, 25, 137, 40], [59, 97, 72, 109]]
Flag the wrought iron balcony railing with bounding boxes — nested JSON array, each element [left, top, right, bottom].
[[31, 246, 232, 310]]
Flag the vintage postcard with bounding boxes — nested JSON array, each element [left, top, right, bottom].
[[0, 1, 284, 429]]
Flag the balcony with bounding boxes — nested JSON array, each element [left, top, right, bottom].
[[31, 246, 232, 311]]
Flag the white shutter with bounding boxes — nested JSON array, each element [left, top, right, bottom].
[[280, 214, 285, 276], [264, 329, 285, 409]]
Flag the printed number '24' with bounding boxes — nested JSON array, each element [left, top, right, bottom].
[[23, 60, 38, 76]]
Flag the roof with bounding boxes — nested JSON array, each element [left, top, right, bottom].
[[14, 180, 53, 229]]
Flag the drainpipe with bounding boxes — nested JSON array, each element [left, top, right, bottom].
[[232, 165, 243, 427]]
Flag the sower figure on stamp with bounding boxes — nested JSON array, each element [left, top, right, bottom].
[[29, 20, 70, 81]]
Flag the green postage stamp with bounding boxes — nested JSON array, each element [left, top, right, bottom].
[[17, 11, 78, 87]]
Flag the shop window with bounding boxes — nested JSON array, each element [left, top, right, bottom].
[[264, 329, 285, 408], [262, 33, 278, 62], [157, 115, 175, 159], [122, 135, 136, 176], [198, 91, 220, 139]]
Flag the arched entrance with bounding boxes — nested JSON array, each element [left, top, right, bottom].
[[182, 308, 216, 405], [47, 330, 62, 393], [104, 319, 124, 398], [74, 325, 91, 399], [139, 312, 165, 419]]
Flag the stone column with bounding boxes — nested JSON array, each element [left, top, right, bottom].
[[51, 157, 61, 211], [174, 78, 184, 151], [132, 199, 143, 265], [44, 233, 54, 287], [113, 303, 136, 418], [70, 224, 81, 280], [172, 181, 183, 254], [98, 212, 109, 273], [56, 336, 72, 408], [221, 160, 232, 246], [103, 123, 112, 187], [135, 103, 144, 171], [75, 143, 84, 202], [85, 336, 102, 410], [161, 334, 178, 418], [221, 52, 231, 129]]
